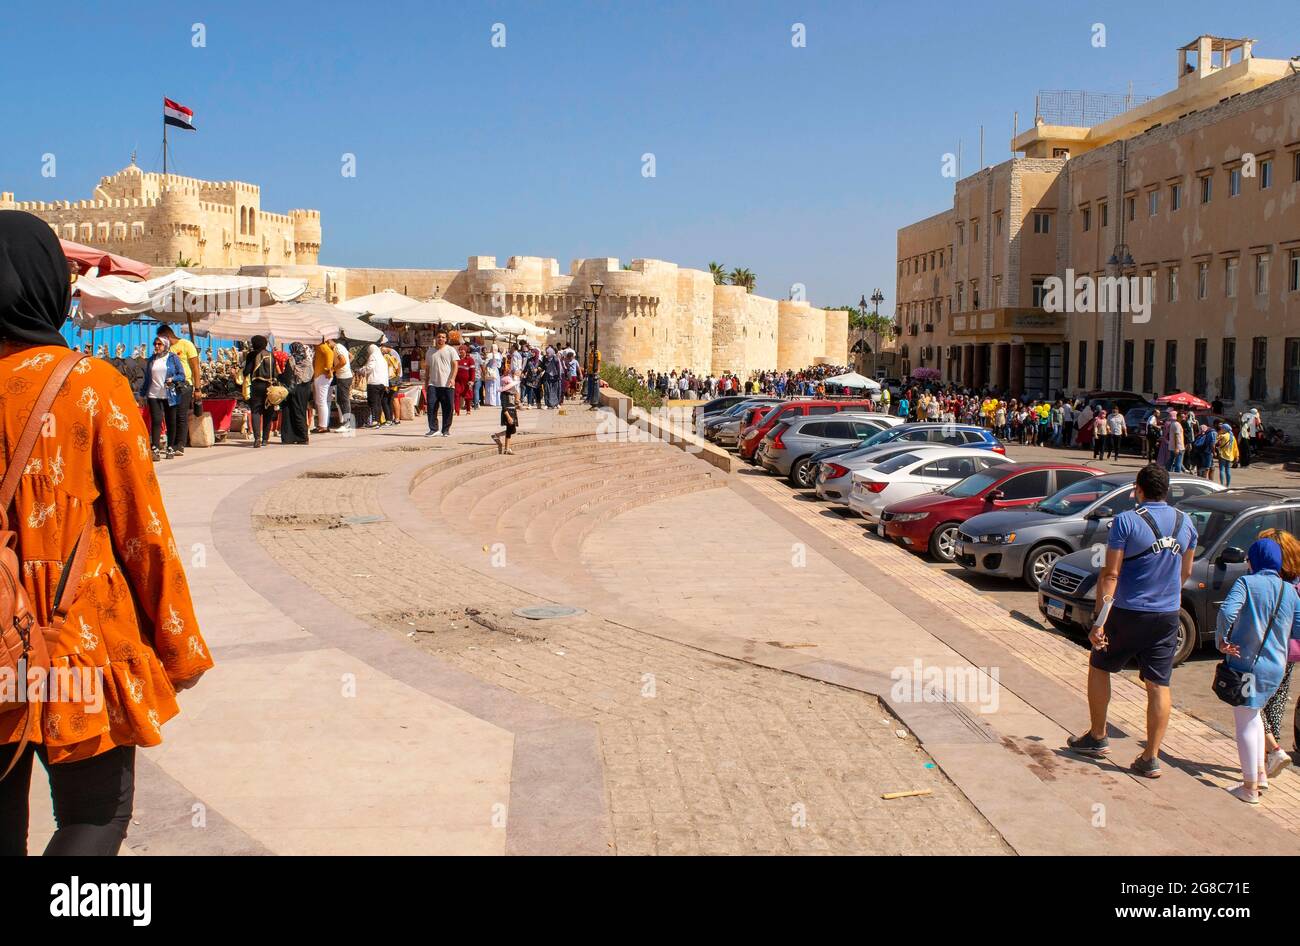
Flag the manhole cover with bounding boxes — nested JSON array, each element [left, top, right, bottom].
[[343, 514, 386, 525], [512, 605, 585, 620]]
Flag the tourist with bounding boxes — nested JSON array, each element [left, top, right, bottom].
[[470, 342, 485, 408], [586, 341, 602, 408], [241, 334, 276, 448], [156, 324, 200, 457], [0, 209, 212, 855], [1163, 412, 1186, 472], [311, 337, 335, 434], [484, 344, 502, 407], [331, 337, 354, 430], [1190, 422, 1217, 479], [1214, 538, 1300, 804], [543, 345, 563, 408], [1254, 528, 1300, 779], [382, 344, 403, 424], [1091, 410, 1107, 460], [361, 343, 389, 428], [424, 330, 458, 437], [1067, 464, 1197, 779], [1144, 408, 1162, 461], [454, 344, 476, 415], [140, 335, 185, 460], [525, 350, 544, 408], [492, 371, 521, 455], [280, 341, 314, 444], [1106, 406, 1126, 460], [1215, 422, 1238, 487]]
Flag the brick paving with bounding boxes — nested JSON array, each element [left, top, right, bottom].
[[251, 428, 1010, 855]]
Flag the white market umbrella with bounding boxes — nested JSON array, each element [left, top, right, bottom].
[[200, 301, 383, 345], [73, 271, 308, 326], [825, 371, 881, 390], [335, 289, 422, 318], [368, 297, 487, 328]]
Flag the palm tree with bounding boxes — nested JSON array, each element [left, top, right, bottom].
[[708, 262, 727, 285], [729, 267, 756, 292]]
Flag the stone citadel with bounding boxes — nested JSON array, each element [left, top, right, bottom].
[[2, 166, 846, 376]]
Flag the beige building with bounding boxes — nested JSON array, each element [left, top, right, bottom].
[[0, 162, 321, 268], [896, 34, 1300, 426]]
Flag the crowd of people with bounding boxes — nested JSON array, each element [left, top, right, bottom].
[[626, 364, 856, 400]]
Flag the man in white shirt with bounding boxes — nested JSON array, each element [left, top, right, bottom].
[[424, 331, 459, 437], [1106, 408, 1127, 460], [331, 339, 353, 430]]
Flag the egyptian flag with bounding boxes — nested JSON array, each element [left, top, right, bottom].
[[163, 98, 196, 131]]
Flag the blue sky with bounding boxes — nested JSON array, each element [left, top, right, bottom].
[[2, 0, 1296, 312]]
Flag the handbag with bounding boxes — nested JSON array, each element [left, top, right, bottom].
[[1213, 578, 1288, 706], [1, 350, 94, 780]]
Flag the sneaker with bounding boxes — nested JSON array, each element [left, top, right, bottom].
[[165, 448, 175, 459], [1266, 749, 1292, 779], [1065, 731, 1110, 758], [425, 430, 439, 437], [1228, 784, 1261, 806], [1130, 755, 1162, 779], [151, 448, 162, 462], [174, 448, 185, 457]]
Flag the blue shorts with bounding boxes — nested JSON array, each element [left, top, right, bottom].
[[1089, 606, 1180, 686]]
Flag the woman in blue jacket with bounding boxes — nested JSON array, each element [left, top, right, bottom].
[[138, 335, 186, 459], [1215, 538, 1300, 804]]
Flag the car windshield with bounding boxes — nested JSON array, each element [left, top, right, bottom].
[[859, 427, 901, 449], [1037, 478, 1119, 516], [943, 470, 1001, 498], [873, 452, 924, 475], [1183, 507, 1238, 559]]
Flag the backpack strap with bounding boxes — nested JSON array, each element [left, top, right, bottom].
[[1123, 505, 1187, 561], [0, 350, 86, 532]]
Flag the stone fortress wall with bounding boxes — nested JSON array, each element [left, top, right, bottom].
[[332, 255, 843, 376], [0, 163, 321, 269]]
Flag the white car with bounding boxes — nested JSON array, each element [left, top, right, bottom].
[[848, 447, 1012, 524], [814, 442, 947, 505]]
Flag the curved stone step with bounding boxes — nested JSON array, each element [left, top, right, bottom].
[[439, 443, 621, 518], [408, 433, 599, 508]]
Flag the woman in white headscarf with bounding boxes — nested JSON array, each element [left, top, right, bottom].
[[484, 344, 502, 407]]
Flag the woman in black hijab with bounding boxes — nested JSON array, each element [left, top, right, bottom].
[[241, 334, 275, 448], [279, 341, 314, 444], [0, 209, 73, 346], [0, 211, 213, 856]]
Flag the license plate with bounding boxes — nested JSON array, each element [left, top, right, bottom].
[[1045, 598, 1065, 620]]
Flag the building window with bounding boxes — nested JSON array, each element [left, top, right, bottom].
[[1256, 254, 1270, 295], [1170, 182, 1182, 210], [1094, 341, 1103, 390], [971, 282, 980, 309], [1081, 206, 1091, 232], [1031, 278, 1047, 308], [1294, 151, 1300, 183], [1125, 196, 1135, 221], [1122, 339, 1135, 390], [1148, 189, 1159, 216], [1290, 250, 1300, 292], [1143, 339, 1156, 393], [1221, 338, 1236, 402], [1250, 337, 1268, 401], [1194, 339, 1208, 397], [1286, 339, 1300, 405], [956, 284, 964, 311], [929, 252, 935, 269], [1165, 340, 1178, 393], [994, 213, 1002, 236], [1261, 159, 1273, 189], [1225, 258, 1239, 298], [1197, 261, 1209, 300], [958, 225, 964, 246], [1099, 202, 1109, 228], [1229, 167, 1242, 197], [992, 275, 1001, 305], [1078, 340, 1088, 388], [973, 220, 979, 243], [1167, 266, 1179, 303], [1033, 212, 1051, 234], [1200, 174, 1213, 204], [938, 249, 944, 267]]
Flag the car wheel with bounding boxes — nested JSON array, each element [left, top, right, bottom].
[[790, 458, 816, 489], [1023, 544, 1066, 590], [928, 522, 961, 562], [1173, 609, 1198, 667]]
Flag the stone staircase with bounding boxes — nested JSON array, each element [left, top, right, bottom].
[[410, 433, 725, 573]]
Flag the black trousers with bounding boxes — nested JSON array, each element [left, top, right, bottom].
[[427, 385, 454, 433], [146, 397, 175, 451], [366, 383, 386, 425], [0, 743, 135, 856], [248, 380, 272, 443], [171, 382, 192, 450], [331, 377, 353, 429]]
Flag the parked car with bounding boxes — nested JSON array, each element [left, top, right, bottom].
[[956, 472, 1224, 590], [848, 448, 1012, 524], [737, 399, 876, 462], [759, 414, 891, 485], [880, 462, 1104, 562], [695, 395, 758, 426], [815, 443, 948, 504], [707, 399, 781, 445], [1038, 487, 1300, 666]]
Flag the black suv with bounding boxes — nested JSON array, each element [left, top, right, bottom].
[[1037, 487, 1300, 666]]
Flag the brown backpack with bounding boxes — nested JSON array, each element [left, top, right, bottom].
[[0, 349, 94, 780]]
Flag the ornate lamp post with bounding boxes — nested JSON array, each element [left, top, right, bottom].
[[1105, 244, 1135, 390]]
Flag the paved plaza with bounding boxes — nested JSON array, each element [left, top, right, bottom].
[[26, 404, 1300, 855]]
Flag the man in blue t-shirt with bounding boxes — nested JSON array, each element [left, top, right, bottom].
[[1066, 464, 1197, 779]]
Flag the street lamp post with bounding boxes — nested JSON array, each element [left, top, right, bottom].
[[588, 280, 605, 408], [867, 289, 885, 376], [1106, 244, 1134, 390], [582, 297, 598, 407]]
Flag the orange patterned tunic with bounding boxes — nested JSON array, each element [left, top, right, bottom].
[[0, 345, 213, 763]]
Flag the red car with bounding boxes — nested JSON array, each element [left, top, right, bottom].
[[737, 399, 875, 462], [878, 461, 1104, 562]]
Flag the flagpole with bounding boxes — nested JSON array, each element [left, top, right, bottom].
[[162, 104, 168, 176]]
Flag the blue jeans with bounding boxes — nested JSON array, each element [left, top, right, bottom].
[[1167, 452, 1184, 473], [1219, 459, 1232, 486]]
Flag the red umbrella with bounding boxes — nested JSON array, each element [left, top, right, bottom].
[[1156, 391, 1210, 410], [60, 239, 151, 279]]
